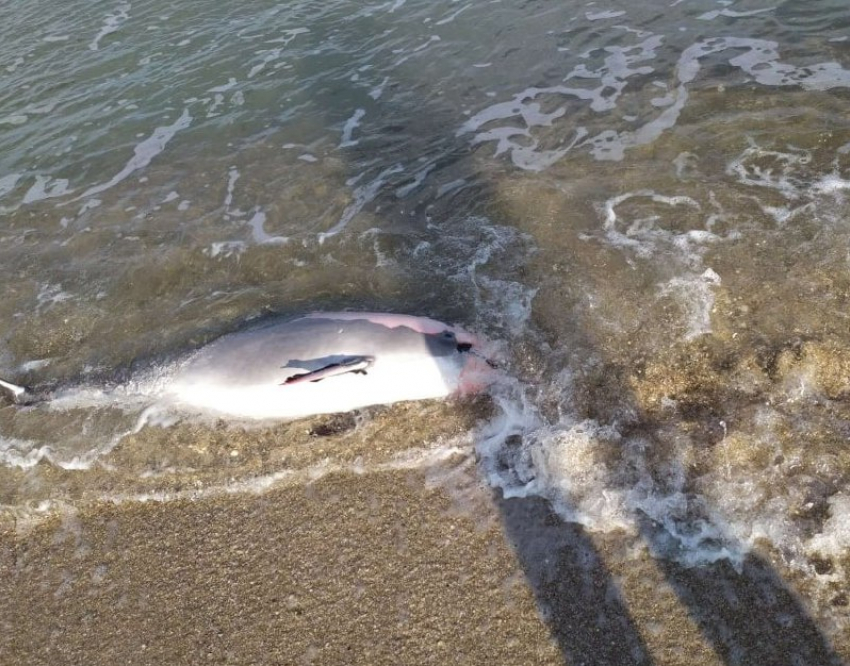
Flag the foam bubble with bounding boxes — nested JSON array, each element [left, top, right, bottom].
[[22, 175, 73, 205], [461, 35, 850, 169], [339, 108, 366, 148], [319, 164, 404, 241], [657, 268, 722, 340], [89, 2, 131, 51], [77, 108, 193, 200], [807, 493, 850, 559], [476, 380, 746, 569], [699, 7, 775, 21]]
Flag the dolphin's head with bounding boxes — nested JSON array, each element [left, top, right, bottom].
[[424, 324, 499, 395]]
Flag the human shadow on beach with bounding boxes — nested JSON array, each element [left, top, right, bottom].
[[637, 513, 846, 666], [485, 253, 847, 664], [497, 431, 845, 666], [498, 493, 654, 665], [500, 490, 845, 666]]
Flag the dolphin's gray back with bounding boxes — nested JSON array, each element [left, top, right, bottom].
[[174, 316, 459, 388]]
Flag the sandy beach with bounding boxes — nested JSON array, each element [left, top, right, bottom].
[[8, 467, 561, 666], [7, 457, 847, 666]]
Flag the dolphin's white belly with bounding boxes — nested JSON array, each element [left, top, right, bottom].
[[164, 313, 492, 420]]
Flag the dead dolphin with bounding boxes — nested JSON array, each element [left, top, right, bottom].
[[0, 312, 497, 421]]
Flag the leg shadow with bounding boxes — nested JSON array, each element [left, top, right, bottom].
[[637, 514, 846, 666], [498, 491, 653, 666]]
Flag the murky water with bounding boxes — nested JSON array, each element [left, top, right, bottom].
[[3, 0, 850, 658]]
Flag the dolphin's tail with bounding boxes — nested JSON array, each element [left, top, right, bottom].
[[0, 377, 32, 405]]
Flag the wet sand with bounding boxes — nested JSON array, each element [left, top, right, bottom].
[[7, 468, 560, 666], [5, 462, 849, 666]]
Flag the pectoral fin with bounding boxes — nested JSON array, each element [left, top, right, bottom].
[[281, 356, 375, 386]]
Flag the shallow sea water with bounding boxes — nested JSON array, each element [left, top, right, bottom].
[[3, 0, 850, 661]]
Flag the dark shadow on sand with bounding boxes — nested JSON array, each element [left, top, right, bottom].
[[637, 514, 846, 666], [499, 492, 653, 665]]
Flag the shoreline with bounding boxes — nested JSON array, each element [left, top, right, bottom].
[[8, 467, 561, 666], [7, 463, 849, 666]]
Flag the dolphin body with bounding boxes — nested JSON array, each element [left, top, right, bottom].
[[0, 313, 496, 421]]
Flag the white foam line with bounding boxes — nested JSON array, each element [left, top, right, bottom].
[[23, 175, 73, 205], [699, 7, 775, 21], [0, 173, 21, 200], [603, 190, 700, 230], [1, 438, 54, 470], [209, 78, 238, 93], [726, 142, 811, 199], [368, 77, 389, 100], [0, 115, 27, 126], [339, 108, 366, 148], [319, 164, 404, 241], [247, 207, 288, 245], [436, 3, 471, 25], [208, 241, 247, 258], [436, 179, 467, 198], [267, 27, 309, 46], [224, 166, 240, 213], [248, 49, 281, 79], [5, 57, 23, 74], [89, 2, 131, 51], [586, 10, 627, 20], [413, 35, 441, 53], [395, 163, 436, 198], [813, 174, 850, 194], [460, 35, 850, 169], [682, 36, 850, 92], [99, 444, 472, 506], [76, 108, 193, 200], [0, 404, 146, 471]]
